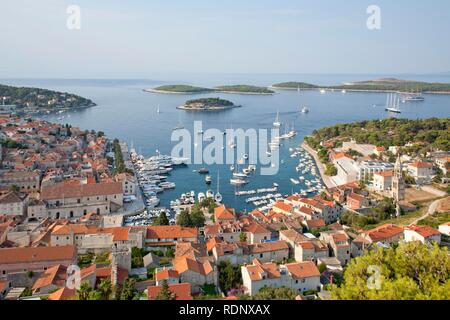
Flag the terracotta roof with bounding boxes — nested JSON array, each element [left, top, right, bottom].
[[0, 246, 76, 265], [279, 229, 308, 244], [305, 219, 326, 229], [347, 192, 366, 202], [146, 225, 198, 240], [285, 261, 320, 279], [243, 222, 270, 235], [246, 241, 289, 254], [409, 162, 433, 169], [96, 266, 128, 283], [175, 241, 207, 259], [273, 201, 293, 213], [48, 287, 76, 300], [0, 191, 26, 204], [41, 181, 122, 200], [32, 264, 67, 291], [406, 225, 440, 238], [147, 283, 192, 300], [365, 224, 404, 242], [244, 259, 281, 281], [155, 269, 179, 281], [374, 171, 394, 177], [214, 205, 236, 221], [172, 256, 213, 276], [297, 206, 315, 216]]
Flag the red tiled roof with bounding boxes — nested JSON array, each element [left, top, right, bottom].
[[41, 181, 122, 200], [147, 283, 192, 300], [285, 261, 320, 279], [0, 246, 76, 265], [406, 225, 440, 238], [146, 225, 198, 240], [365, 224, 404, 242]]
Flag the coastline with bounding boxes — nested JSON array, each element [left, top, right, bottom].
[[301, 141, 337, 189], [144, 88, 275, 95], [176, 104, 241, 111], [271, 86, 450, 95]]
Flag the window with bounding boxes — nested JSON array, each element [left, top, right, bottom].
[[259, 253, 263, 258], [77, 199, 81, 204]]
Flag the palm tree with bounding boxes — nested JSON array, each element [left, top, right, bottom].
[[76, 282, 93, 300], [97, 278, 113, 300]]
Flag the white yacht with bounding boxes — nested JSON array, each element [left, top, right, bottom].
[[290, 178, 300, 185], [198, 192, 206, 202], [215, 171, 222, 203], [273, 110, 281, 128], [385, 93, 402, 114], [301, 106, 309, 113], [206, 190, 214, 198], [230, 178, 248, 186]]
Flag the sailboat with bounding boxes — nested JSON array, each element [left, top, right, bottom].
[[385, 93, 402, 114], [301, 106, 309, 113], [273, 110, 281, 128], [157, 105, 161, 114], [172, 113, 184, 131], [214, 170, 222, 203]]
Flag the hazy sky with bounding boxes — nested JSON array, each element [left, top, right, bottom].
[[1, 0, 450, 78]]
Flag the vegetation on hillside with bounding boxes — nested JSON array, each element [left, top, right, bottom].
[[215, 85, 274, 94], [272, 82, 319, 89], [0, 83, 95, 109], [305, 118, 450, 153], [331, 242, 450, 300], [152, 85, 213, 93]]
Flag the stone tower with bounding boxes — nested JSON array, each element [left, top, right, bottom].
[[392, 154, 405, 202], [111, 244, 132, 273]]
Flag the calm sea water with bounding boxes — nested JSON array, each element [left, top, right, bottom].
[[2, 75, 450, 211]]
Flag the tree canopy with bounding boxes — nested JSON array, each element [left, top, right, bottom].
[[331, 242, 450, 300]]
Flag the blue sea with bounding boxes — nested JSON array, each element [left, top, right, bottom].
[[2, 74, 449, 211]]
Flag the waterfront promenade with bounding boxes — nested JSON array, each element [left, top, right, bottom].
[[301, 141, 336, 189]]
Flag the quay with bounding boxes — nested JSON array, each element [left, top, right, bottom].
[[301, 141, 336, 189]]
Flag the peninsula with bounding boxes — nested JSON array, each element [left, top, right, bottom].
[[0, 83, 96, 114], [272, 78, 450, 94], [177, 97, 240, 111]]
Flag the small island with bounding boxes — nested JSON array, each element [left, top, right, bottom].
[[214, 85, 275, 95], [0, 83, 96, 114], [272, 78, 450, 94], [145, 84, 275, 95], [144, 85, 214, 94], [177, 97, 240, 111]]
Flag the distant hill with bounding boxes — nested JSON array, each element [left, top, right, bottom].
[[272, 78, 450, 93], [145, 85, 213, 94]]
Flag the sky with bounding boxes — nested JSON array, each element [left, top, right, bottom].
[[1, 0, 450, 78]]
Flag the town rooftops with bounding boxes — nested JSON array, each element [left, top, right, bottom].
[[364, 224, 404, 242], [243, 222, 270, 235], [374, 171, 394, 177], [0, 191, 27, 204], [32, 264, 67, 291], [172, 256, 213, 276], [347, 192, 366, 202], [0, 245, 76, 265], [409, 162, 433, 168], [147, 283, 192, 300], [155, 268, 180, 281], [48, 287, 76, 300], [279, 229, 309, 244], [272, 201, 293, 212], [405, 225, 440, 238], [285, 261, 320, 279], [41, 181, 123, 200], [245, 240, 289, 254], [146, 225, 198, 240], [244, 259, 280, 281], [214, 205, 236, 221]]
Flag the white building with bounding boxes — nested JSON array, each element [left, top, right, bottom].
[[407, 162, 434, 184], [241, 259, 321, 296], [404, 225, 441, 245], [438, 222, 450, 236]]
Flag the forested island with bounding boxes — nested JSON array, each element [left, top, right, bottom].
[[273, 78, 450, 94], [0, 84, 96, 113], [144, 85, 214, 94], [214, 85, 275, 94], [145, 84, 274, 95], [177, 97, 240, 111], [305, 118, 450, 154]]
